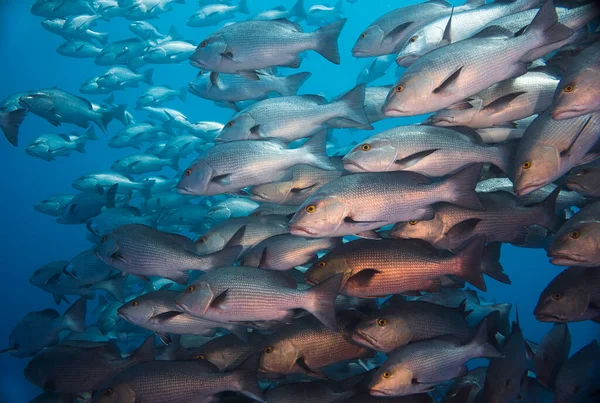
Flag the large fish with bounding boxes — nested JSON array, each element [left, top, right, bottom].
[[187, 0, 250, 27], [183, 333, 265, 371], [531, 323, 571, 388], [553, 341, 600, 403], [383, 0, 572, 116]]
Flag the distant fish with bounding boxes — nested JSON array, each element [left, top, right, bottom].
[[26, 127, 98, 161], [187, 0, 250, 27]]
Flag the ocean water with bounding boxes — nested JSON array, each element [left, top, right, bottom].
[[0, 0, 598, 401]]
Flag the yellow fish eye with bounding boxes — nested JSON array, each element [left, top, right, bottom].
[[305, 205, 316, 213], [569, 230, 580, 239], [563, 84, 575, 93], [317, 261, 327, 268], [409, 36, 418, 42], [395, 85, 404, 93], [377, 318, 387, 327], [361, 144, 371, 151], [186, 285, 196, 293], [104, 389, 113, 396], [552, 293, 562, 301], [184, 168, 192, 176], [195, 354, 205, 360], [264, 346, 273, 354], [521, 161, 532, 170], [409, 220, 417, 225], [383, 372, 392, 379]]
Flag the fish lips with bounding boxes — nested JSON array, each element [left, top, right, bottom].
[[547, 251, 586, 266], [289, 224, 320, 237]]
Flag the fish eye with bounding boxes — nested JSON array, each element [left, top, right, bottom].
[[200, 40, 208, 47], [226, 121, 234, 128], [184, 169, 192, 176], [360, 33, 366, 39], [194, 354, 205, 360], [240, 259, 246, 265], [251, 212, 260, 216], [552, 293, 562, 301], [264, 346, 273, 354], [361, 144, 371, 151], [563, 84, 575, 93], [131, 301, 139, 307], [409, 220, 417, 225], [521, 161, 532, 170], [104, 389, 113, 396], [382, 372, 391, 379], [101, 236, 107, 243], [569, 230, 580, 239], [395, 85, 404, 93], [305, 205, 316, 213], [377, 318, 387, 327], [317, 261, 326, 268], [504, 379, 511, 387], [186, 285, 196, 293], [198, 237, 207, 244], [409, 35, 418, 42]]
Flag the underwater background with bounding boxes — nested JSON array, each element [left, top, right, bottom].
[[0, 0, 598, 401]]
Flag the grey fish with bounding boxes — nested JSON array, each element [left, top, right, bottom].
[[183, 333, 265, 371], [512, 110, 600, 196], [136, 86, 187, 107], [306, 0, 345, 27], [368, 313, 501, 396], [259, 311, 373, 378], [56, 40, 103, 58], [389, 190, 559, 250], [430, 69, 560, 129], [251, 204, 299, 217], [534, 266, 600, 323], [553, 340, 600, 403], [95, 224, 242, 284], [123, 0, 186, 21], [0, 91, 33, 146], [352, 298, 473, 353], [1, 298, 86, 357], [547, 201, 600, 267], [382, 0, 572, 116], [59, 185, 118, 225], [80, 76, 113, 94], [19, 88, 118, 134], [343, 125, 514, 176], [95, 38, 150, 66], [41, 18, 109, 46], [111, 153, 179, 175], [108, 122, 171, 149], [531, 323, 571, 388], [190, 19, 346, 74], [30, 0, 96, 18], [265, 378, 356, 403], [26, 127, 98, 162], [441, 367, 487, 403], [175, 266, 341, 330], [23, 336, 154, 393], [63, 248, 114, 286], [253, 0, 306, 21], [249, 158, 345, 205], [289, 164, 484, 238], [206, 198, 259, 221], [215, 85, 370, 143], [145, 191, 195, 211], [34, 194, 74, 217], [97, 67, 154, 90], [129, 22, 182, 42], [86, 206, 160, 237], [242, 234, 343, 271], [187, 0, 250, 27], [474, 115, 535, 144], [178, 130, 335, 196], [29, 261, 71, 304], [159, 203, 211, 229], [357, 55, 395, 85], [155, 134, 205, 159], [304, 237, 488, 296], [552, 41, 600, 120], [72, 172, 155, 199], [143, 41, 197, 64], [564, 159, 600, 198], [189, 70, 311, 111]]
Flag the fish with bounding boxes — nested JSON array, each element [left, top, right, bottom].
[[564, 159, 600, 198], [304, 237, 488, 296], [242, 234, 343, 271], [215, 85, 370, 143], [136, 86, 187, 107], [187, 0, 250, 27], [56, 40, 103, 58], [182, 333, 265, 371], [190, 19, 347, 75], [289, 164, 484, 238], [30, 0, 96, 18], [531, 323, 571, 388], [429, 68, 560, 129], [253, 0, 307, 22], [97, 67, 154, 90], [189, 70, 311, 111], [122, 0, 186, 21], [382, 0, 572, 116], [553, 340, 600, 403], [259, 311, 373, 378], [306, 0, 345, 27], [473, 115, 535, 144], [0, 298, 86, 357], [441, 367, 487, 403], [534, 266, 600, 323], [143, 41, 197, 64], [23, 336, 155, 393], [80, 77, 114, 94], [59, 185, 118, 225], [205, 198, 259, 221], [41, 18, 109, 46], [62, 248, 115, 286], [129, 22, 182, 42], [95, 38, 150, 66], [342, 125, 514, 177], [34, 194, 74, 217], [0, 91, 33, 146], [108, 122, 171, 149], [175, 266, 342, 330], [511, 111, 600, 197], [551, 41, 600, 120], [110, 154, 179, 175], [547, 201, 600, 267], [177, 130, 336, 196], [26, 127, 98, 162], [72, 172, 155, 199], [95, 223, 242, 284], [357, 55, 395, 85], [86, 206, 161, 237], [368, 313, 501, 396], [352, 297, 474, 353]]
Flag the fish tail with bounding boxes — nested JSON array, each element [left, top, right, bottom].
[[105, 184, 118, 209], [535, 186, 561, 232], [94, 274, 126, 303], [238, 0, 250, 14], [168, 25, 183, 41], [62, 297, 87, 333], [291, 0, 307, 21], [313, 18, 347, 64], [333, 83, 372, 128], [228, 354, 265, 402], [471, 311, 503, 358], [482, 242, 511, 285], [443, 164, 485, 211], [95, 31, 110, 46], [139, 178, 155, 200], [84, 126, 98, 141], [192, 244, 242, 272], [0, 109, 27, 147], [280, 72, 312, 96], [178, 86, 188, 102], [299, 129, 336, 170], [143, 68, 154, 86], [522, 0, 573, 52], [303, 273, 342, 331], [130, 335, 156, 363], [334, 0, 345, 15], [493, 140, 518, 175], [493, 303, 513, 336], [454, 236, 487, 291]]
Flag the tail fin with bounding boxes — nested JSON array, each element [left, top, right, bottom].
[[167, 25, 183, 41], [94, 275, 126, 302], [279, 72, 312, 96], [523, 0, 573, 49], [304, 273, 342, 331], [178, 87, 188, 102], [62, 297, 87, 333], [481, 242, 511, 285], [228, 354, 265, 402], [98, 105, 125, 134], [143, 68, 154, 85], [492, 141, 518, 174], [193, 244, 243, 272], [96, 31, 109, 46], [0, 109, 27, 147], [299, 129, 336, 170], [492, 303, 513, 336], [534, 186, 561, 232], [169, 155, 180, 171], [139, 179, 155, 200], [84, 126, 98, 141], [291, 0, 307, 21], [454, 236, 487, 291], [75, 139, 87, 154], [331, 84, 371, 128], [471, 311, 503, 358], [443, 164, 484, 211], [313, 19, 347, 64], [238, 0, 250, 14], [334, 0, 345, 15], [130, 335, 156, 363], [105, 184, 118, 209]]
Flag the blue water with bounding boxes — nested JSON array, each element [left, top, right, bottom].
[[0, 1, 598, 401]]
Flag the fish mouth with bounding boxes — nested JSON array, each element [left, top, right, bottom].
[[370, 388, 391, 397], [176, 185, 195, 195], [342, 159, 366, 172], [430, 115, 453, 124], [513, 183, 544, 197], [175, 301, 190, 313], [190, 59, 207, 69], [551, 106, 586, 120], [352, 49, 370, 57], [382, 107, 406, 117], [289, 225, 319, 237], [547, 252, 585, 265], [352, 329, 381, 350], [534, 312, 566, 322]]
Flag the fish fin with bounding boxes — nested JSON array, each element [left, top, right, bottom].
[[209, 71, 223, 89], [483, 92, 527, 113], [229, 354, 265, 402], [143, 68, 154, 85], [482, 242, 510, 285], [332, 84, 371, 128], [131, 335, 156, 363], [238, 71, 260, 81], [384, 21, 413, 44], [156, 332, 171, 345], [291, 0, 307, 20], [211, 173, 232, 186], [300, 129, 336, 170], [284, 55, 303, 69], [522, 0, 573, 53], [227, 324, 249, 342], [458, 299, 473, 318], [105, 184, 118, 209], [0, 347, 15, 354], [472, 25, 515, 39], [249, 124, 261, 135], [472, 311, 503, 358], [354, 230, 382, 240], [314, 19, 346, 64], [454, 236, 487, 291], [63, 297, 87, 333], [167, 25, 183, 41], [440, 7, 454, 46], [94, 275, 126, 303], [444, 218, 482, 243], [443, 164, 484, 211], [178, 86, 187, 103], [238, 0, 250, 14], [536, 186, 561, 232], [433, 65, 464, 94], [280, 72, 312, 96], [258, 247, 269, 269], [210, 289, 229, 308], [290, 182, 319, 194], [0, 109, 27, 147], [446, 99, 475, 110], [226, 225, 246, 249], [295, 356, 328, 379], [167, 271, 189, 285], [84, 126, 97, 140], [510, 227, 530, 246], [52, 294, 65, 306], [346, 268, 381, 289], [300, 94, 328, 104], [273, 18, 304, 32], [394, 149, 439, 169], [305, 273, 342, 331], [197, 244, 243, 272]]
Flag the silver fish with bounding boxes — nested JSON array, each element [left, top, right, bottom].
[[143, 41, 197, 64], [26, 127, 98, 162], [136, 86, 187, 107], [187, 0, 250, 27]]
